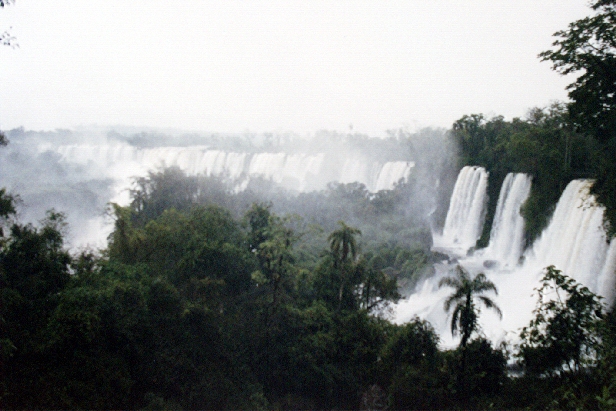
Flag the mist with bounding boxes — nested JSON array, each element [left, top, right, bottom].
[[0, 125, 458, 253]]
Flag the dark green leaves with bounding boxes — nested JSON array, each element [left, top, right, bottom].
[[519, 265, 605, 376], [439, 265, 501, 349]]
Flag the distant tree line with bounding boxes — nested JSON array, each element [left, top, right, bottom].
[[2, 1, 616, 408], [453, 0, 616, 242], [450, 104, 593, 246]]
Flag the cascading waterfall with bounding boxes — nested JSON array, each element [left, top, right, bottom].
[[52, 143, 412, 193], [599, 241, 616, 304], [28, 140, 416, 248], [480, 173, 532, 268], [396, 173, 616, 348], [523, 180, 615, 299], [433, 166, 488, 256], [374, 161, 416, 192], [487, 179, 616, 343]]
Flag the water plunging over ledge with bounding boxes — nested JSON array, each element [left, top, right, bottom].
[[396, 170, 616, 348]]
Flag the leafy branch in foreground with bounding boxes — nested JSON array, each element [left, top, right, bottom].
[[519, 265, 605, 377], [539, 0, 616, 235]]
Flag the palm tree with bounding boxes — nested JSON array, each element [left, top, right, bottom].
[[328, 221, 361, 308], [438, 265, 502, 349], [328, 221, 361, 268]]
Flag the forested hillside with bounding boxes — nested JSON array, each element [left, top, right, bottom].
[[450, 104, 593, 247], [3, 163, 616, 409], [2, 0, 616, 409], [0, 178, 443, 409]]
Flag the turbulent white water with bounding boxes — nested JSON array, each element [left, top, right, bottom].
[[52, 143, 413, 194], [523, 180, 614, 299], [396, 172, 616, 348], [18, 142, 413, 248], [480, 173, 532, 269], [374, 161, 416, 192], [433, 166, 488, 256]]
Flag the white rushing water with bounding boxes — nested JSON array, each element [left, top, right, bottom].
[[480, 173, 532, 269], [25, 142, 413, 248], [523, 180, 614, 298], [374, 161, 416, 192], [52, 143, 413, 194], [396, 172, 616, 348], [433, 166, 488, 256]]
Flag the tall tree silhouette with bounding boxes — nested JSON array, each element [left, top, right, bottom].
[[328, 221, 361, 308], [328, 221, 361, 268], [439, 265, 502, 349]]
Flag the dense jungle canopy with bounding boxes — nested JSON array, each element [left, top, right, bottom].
[[2, 1, 616, 409]]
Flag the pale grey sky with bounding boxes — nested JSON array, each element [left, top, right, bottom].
[[0, 1, 591, 136]]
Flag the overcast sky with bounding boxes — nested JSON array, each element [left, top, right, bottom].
[[0, 1, 592, 136]]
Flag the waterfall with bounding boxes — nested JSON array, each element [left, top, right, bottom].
[[374, 161, 415, 192], [481, 173, 532, 268], [523, 179, 615, 299], [434, 166, 489, 255], [396, 175, 616, 348], [19, 140, 418, 249], [599, 241, 616, 304], [488, 179, 616, 342], [52, 143, 411, 193], [247, 152, 288, 183]]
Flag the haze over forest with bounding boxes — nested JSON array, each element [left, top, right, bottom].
[[2, 1, 616, 410]]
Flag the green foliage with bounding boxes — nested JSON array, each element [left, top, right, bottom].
[[0, 132, 13, 236], [103, 180, 410, 409], [364, 245, 433, 293], [129, 166, 233, 227], [457, 338, 507, 398], [439, 265, 502, 349], [355, 261, 400, 315], [108, 204, 254, 301], [387, 362, 452, 411], [243, 201, 300, 345], [380, 317, 439, 372], [0, 211, 74, 408], [328, 221, 362, 267], [590, 137, 616, 237], [519, 266, 605, 377], [451, 105, 590, 245], [539, 0, 616, 143], [1, 210, 71, 302], [436, 265, 504, 407], [245, 202, 274, 252], [311, 223, 400, 316], [539, 0, 616, 235], [328, 221, 361, 309], [381, 319, 452, 410], [594, 307, 616, 409], [116, 163, 439, 285], [0, 189, 16, 240]]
